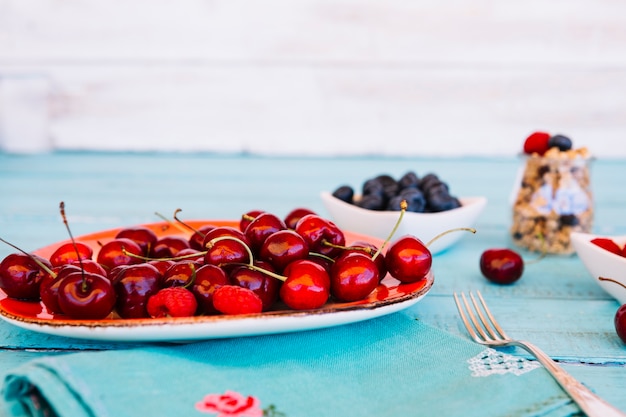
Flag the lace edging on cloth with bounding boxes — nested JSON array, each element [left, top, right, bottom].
[[468, 348, 542, 377]]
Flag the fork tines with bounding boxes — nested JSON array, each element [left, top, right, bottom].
[[454, 291, 509, 345]]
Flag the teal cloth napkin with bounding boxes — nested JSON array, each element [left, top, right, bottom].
[[2, 313, 578, 417]]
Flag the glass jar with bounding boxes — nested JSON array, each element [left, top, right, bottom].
[[510, 147, 593, 255]]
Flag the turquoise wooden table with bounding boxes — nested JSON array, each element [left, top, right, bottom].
[[0, 151, 625, 416]]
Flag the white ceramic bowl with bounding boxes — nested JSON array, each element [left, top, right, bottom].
[[320, 192, 487, 254], [571, 232, 626, 304]]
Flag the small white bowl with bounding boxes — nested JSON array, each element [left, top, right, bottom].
[[320, 192, 487, 254], [571, 232, 626, 304]]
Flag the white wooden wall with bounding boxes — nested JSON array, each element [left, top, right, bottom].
[[1, 0, 625, 157]]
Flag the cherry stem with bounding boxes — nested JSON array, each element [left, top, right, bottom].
[[0, 237, 57, 278], [183, 263, 197, 289], [59, 201, 87, 291], [228, 262, 287, 282], [241, 213, 256, 222], [372, 200, 407, 261], [599, 276, 626, 290], [154, 211, 189, 234], [307, 251, 336, 263], [205, 235, 288, 282], [173, 208, 207, 240], [425, 227, 476, 247]]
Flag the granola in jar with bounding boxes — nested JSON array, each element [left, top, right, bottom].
[[511, 146, 593, 255]]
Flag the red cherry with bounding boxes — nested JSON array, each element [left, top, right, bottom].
[[385, 235, 432, 283], [115, 227, 158, 255], [188, 224, 216, 251], [258, 229, 309, 272], [113, 263, 162, 318], [204, 237, 250, 269], [239, 210, 265, 233], [479, 248, 524, 284], [523, 131, 551, 155], [279, 259, 330, 310], [0, 253, 51, 300], [147, 287, 198, 318], [147, 259, 176, 276], [49, 242, 93, 267], [230, 261, 281, 311], [150, 236, 191, 258], [615, 304, 626, 344], [191, 264, 231, 315], [96, 238, 144, 271], [330, 251, 379, 302], [344, 240, 387, 281], [57, 271, 116, 319], [284, 207, 316, 230], [591, 238, 623, 257], [162, 260, 202, 287], [294, 214, 345, 258], [213, 285, 263, 315], [202, 226, 250, 250], [244, 212, 287, 253]]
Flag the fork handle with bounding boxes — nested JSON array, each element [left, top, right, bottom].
[[515, 340, 626, 417]]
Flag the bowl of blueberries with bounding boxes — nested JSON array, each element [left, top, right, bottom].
[[321, 171, 487, 254]]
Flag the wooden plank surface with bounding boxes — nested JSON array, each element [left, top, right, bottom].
[[1, 1, 625, 156]]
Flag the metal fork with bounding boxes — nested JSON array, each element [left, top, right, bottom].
[[454, 291, 626, 417]]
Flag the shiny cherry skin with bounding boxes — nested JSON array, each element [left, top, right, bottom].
[[147, 259, 176, 276], [294, 214, 346, 258], [239, 210, 265, 233], [40, 264, 84, 314], [96, 238, 144, 271], [115, 226, 158, 256], [162, 260, 202, 287], [344, 240, 387, 281], [49, 241, 93, 267], [113, 263, 162, 318], [230, 261, 281, 311], [0, 253, 52, 300], [330, 251, 379, 302], [192, 263, 231, 315], [615, 304, 626, 343], [479, 248, 524, 284], [204, 238, 250, 270], [150, 236, 191, 258], [202, 226, 250, 250], [188, 224, 216, 251], [279, 259, 330, 310], [57, 271, 116, 319], [244, 212, 287, 254], [284, 207, 316, 230], [385, 235, 432, 283], [259, 229, 309, 272]]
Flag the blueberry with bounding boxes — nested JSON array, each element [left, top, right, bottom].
[[559, 214, 579, 227], [427, 193, 461, 212], [548, 134, 572, 152], [362, 179, 385, 198], [374, 174, 399, 201], [388, 188, 426, 212], [419, 174, 443, 191], [332, 185, 354, 203], [356, 194, 385, 210], [398, 171, 420, 190]]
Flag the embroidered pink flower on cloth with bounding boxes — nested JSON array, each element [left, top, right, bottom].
[[196, 391, 264, 417]]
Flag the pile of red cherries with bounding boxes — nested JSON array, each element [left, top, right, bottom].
[[0, 206, 434, 320]]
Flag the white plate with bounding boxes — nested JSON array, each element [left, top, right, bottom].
[[0, 220, 434, 342]]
